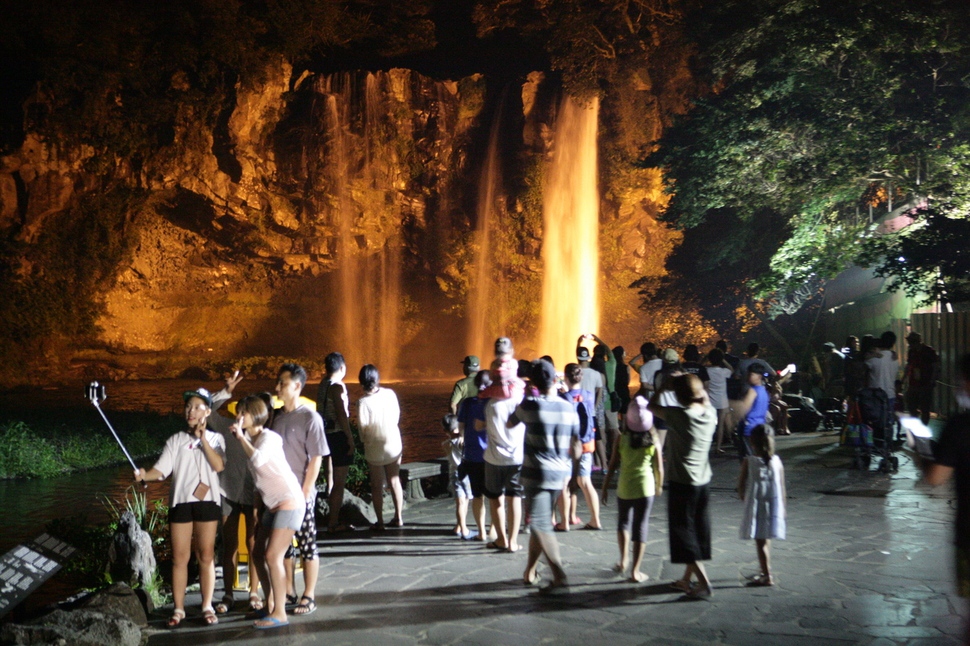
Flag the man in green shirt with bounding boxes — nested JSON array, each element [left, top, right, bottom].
[[451, 356, 481, 414]]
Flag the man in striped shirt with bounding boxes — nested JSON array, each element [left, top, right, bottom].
[[509, 359, 581, 593]]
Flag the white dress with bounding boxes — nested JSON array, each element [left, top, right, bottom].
[[357, 387, 403, 465], [739, 455, 786, 540]]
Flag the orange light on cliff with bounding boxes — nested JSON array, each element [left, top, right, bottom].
[[538, 95, 601, 366]]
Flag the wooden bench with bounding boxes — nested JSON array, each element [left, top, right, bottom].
[[399, 460, 447, 501]]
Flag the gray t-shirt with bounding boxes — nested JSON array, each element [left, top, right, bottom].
[[270, 405, 329, 485], [662, 404, 716, 487]]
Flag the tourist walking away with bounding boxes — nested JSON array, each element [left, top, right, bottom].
[[650, 374, 716, 599], [560, 363, 601, 530], [442, 413, 474, 538], [904, 332, 939, 425], [613, 345, 632, 419], [316, 352, 357, 534], [681, 344, 710, 388], [601, 385, 663, 583], [451, 355, 481, 414], [737, 424, 786, 587], [273, 363, 328, 616], [483, 368, 526, 552], [513, 359, 582, 593], [134, 387, 225, 627], [706, 348, 734, 453], [458, 370, 496, 542], [357, 364, 404, 530], [230, 395, 305, 629], [866, 332, 901, 430], [630, 343, 662, 394], [577, 340, 606, 467], [717, 340, 741, 372], [587, 334, 620, 459], [208, 373, 263, 616], [482, 337, 525, 400], [921, 353, 970, 642]]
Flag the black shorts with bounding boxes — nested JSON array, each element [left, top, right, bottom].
[[459, 461, 486, 498], [169, 501, 222, 524], [484, 462, 524, 499], [326, 431, 355, 468]]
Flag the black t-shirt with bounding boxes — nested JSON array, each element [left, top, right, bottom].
[[934, 412, 970, 548], [682, 361, 710, 383]]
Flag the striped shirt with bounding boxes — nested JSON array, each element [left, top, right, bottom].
[[511, 396, 580, 491]]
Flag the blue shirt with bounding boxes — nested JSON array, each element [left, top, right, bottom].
[[744, 385, 770, 437], [458, 396, 488, 463]]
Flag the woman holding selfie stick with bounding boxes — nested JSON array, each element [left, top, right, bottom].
[[134, 388, 225, 628], [230, 395, 305, 629]]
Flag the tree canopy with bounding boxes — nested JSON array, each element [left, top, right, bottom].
[[649, 0, 970, 318]]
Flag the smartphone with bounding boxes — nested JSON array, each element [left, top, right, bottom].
[[787, 363, 797, 374]]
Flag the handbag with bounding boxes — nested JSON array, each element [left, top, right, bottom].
[[841, 402, 873, 446], [609, 390, 621, 413]]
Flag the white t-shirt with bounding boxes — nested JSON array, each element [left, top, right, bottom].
[[638, 358, 663, 389], [248, 430, 304, 510], [707, 366, 734, 410], [484, 396, 525, 466], [357, 387, 404, 466], [152, 430, 226, 507], [866, 351, 900, 399], [580, 367, 604, 397]]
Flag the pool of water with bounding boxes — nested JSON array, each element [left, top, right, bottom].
[[0, 378, 455, 556]]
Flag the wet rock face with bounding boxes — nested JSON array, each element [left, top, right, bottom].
[[0, 60, 678, 382]]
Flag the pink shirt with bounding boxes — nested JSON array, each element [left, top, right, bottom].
[[248, 430, 305, 509]]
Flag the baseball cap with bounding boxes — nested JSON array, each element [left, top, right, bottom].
[[577, 347, 592, 361], [531, 359, 557, 390], [662, 348, 679, 363], [495, 337, 514, 356], [461, 355, 481, 370], [183, 387, 213, 408]]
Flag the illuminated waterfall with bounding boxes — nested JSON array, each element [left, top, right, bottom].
[[466, 96, 507, 360], [323, 73, 402, 377], [538, 95, 601, 367]]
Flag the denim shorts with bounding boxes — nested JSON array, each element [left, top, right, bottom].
[[261, 507, 304, 532]]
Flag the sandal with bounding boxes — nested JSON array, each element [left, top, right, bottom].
[[167, 608, 185, 628], [248, 593, 263, 611], [285, 593, 298, 606], [202, 606, 219, 625], [669, 580, 691, 593], [293, 595, 317, 615], [747, 574, 774, 587], [214, 593, 233, 615]]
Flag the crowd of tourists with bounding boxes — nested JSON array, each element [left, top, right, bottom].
[[131, 328, 968, 631]]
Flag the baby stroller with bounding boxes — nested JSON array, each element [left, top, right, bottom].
[[853, 388, 898, 473]]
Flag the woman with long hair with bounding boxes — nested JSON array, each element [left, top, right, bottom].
[[230, 395, 305, 629], [357, 364, 405, 530]]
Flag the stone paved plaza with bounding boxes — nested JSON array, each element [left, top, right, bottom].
[[149, 430, 965, 645]]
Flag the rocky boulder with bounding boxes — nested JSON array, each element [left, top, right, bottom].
[[0, 609, 140, 646], [107, 511, 156, 590], [77, 582, 150, 627]]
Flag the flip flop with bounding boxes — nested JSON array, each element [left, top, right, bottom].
[[293, 595, 317, 616], [255, 617, 290, 630], [459, 530, 479, 540], [485, 540, 506, 550], [583, 523, 603, 530]]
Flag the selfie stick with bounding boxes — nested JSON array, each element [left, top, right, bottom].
[[87, 382, 142, 480]]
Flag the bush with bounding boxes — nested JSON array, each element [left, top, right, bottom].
[[0, 422, 63, 478]]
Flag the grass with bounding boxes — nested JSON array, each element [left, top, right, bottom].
[[0, 412, 181, 479]]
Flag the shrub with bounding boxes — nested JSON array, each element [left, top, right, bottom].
[[0, 422, 63, 478]]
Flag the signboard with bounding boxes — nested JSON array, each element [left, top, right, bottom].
[[0, 533, 75, 618]]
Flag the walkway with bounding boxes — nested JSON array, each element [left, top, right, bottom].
[[149, 431, 964, 645]]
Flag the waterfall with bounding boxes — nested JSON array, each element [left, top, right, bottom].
[[538, 95, 601, 367], [466, 92, 507, 360], [322, 73, 402, 377]]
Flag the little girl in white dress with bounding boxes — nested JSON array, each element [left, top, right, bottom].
[[737, 424, 786, 586]]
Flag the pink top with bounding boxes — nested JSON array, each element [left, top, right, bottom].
[[625, 394, 654, 433], [248, 430, 305, 509]]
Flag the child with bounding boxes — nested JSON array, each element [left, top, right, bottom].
[[737, 424, 786, 586], [559, 362, 601, 531], [441, 413, 475, 539], [480, 337, 525, 400], [601, 386, 663, 583]]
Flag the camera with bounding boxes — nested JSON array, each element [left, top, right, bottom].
[[86, 381, 106, 403]]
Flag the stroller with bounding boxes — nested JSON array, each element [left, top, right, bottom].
[[848, 388, 898, 472]]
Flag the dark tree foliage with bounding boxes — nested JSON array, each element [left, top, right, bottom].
[[648, 0, 970, 313]]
